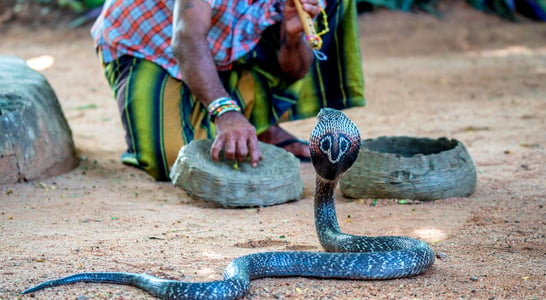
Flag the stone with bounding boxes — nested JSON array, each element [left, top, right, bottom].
[[0, 56, 78, 184]]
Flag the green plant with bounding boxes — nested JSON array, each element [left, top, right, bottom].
[[13, 0, 103, 13]]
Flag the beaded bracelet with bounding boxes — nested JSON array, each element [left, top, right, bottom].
[[207, 97, 232, 113], [208, 97, 241, 122]]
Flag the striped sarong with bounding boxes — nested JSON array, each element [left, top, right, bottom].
[[102, 0, 365, 180]]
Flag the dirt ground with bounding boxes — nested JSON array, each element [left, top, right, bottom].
[[1, 2, 545, 299]]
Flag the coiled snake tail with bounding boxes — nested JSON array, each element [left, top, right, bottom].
[[22, 108, 434, 299]]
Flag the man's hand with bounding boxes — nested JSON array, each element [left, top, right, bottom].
[[173, 0, 262, 167], [277, 0, 321, 81], [283, 0, 321, 36], [210, 111, 262, 167]]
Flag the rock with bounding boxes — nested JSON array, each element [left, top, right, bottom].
[[0, 56, 78, 184]]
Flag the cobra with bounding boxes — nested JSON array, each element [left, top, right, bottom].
[[22, 108, 435, 299]]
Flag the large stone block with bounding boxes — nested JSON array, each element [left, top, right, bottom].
[[0, 56, 78, 184]]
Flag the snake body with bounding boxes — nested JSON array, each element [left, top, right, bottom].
[[22, 108, 435, 299]]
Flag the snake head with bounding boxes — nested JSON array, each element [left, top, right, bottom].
[[309, 108, 361, 181]]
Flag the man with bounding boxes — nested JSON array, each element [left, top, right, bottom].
[[92, 0, 365, 180]]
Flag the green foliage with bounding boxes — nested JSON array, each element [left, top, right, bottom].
[[467, 0, 517, 20], [12, 0, 103, 13], [57, 0, 85, 13], [357, 0, 443, 16], [356, 0, 546, 21], [358, 0, 439, 11]]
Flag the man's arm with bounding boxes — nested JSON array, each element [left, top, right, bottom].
[[278, 0, 322, 81], [172, 0, 261, 166], [172, 0, 224, 105]]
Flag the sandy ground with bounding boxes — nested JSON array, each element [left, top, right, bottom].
[[1, 2, 545, 299]]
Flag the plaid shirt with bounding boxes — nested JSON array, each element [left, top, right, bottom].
[[91, 0, 294, 79]]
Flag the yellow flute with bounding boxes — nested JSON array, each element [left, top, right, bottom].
[[293, 0, 322, 50]]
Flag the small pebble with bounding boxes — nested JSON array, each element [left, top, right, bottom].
[[470, 275, 479, 281], [435, 251, 449, 260]]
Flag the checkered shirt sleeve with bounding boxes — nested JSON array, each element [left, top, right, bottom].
[[91, 0, 325, 79]]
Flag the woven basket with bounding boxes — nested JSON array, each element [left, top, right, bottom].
[[340, 136, 477, 201], [170, 139, 303, 207]]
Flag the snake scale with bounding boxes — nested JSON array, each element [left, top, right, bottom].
[[22, 108, 435, 299]]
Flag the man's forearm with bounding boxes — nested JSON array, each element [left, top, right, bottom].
[[172, 0, 229, 106], [172, 35, 229, 106], [278, 26, 315, 82]]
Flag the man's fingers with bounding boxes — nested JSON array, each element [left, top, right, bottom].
[[236, 139, 249, 163], [223, 138, 236, 161], [299, 0, 321, 18], [247, 138, 262, 167], [211, 112, 260, 166], [210, 136, 225, 161], [211, 135, 260, 167]]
